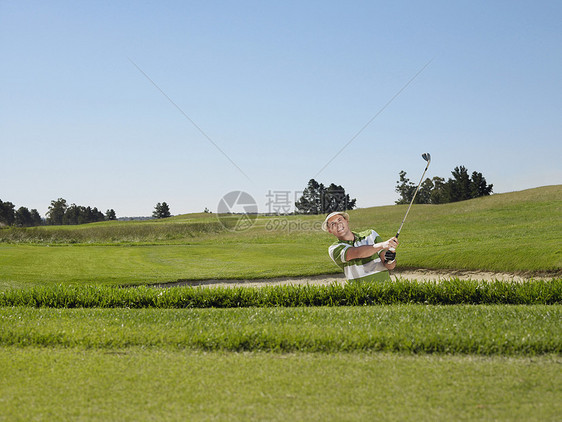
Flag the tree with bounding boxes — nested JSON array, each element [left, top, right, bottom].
[[429, 177, 447, 204], [395, 171, 417, 205], [15, 207, 34, 227], [83, 206, 94, 224], [446, 166, 493, 203], [395, 166, 493, 204], [447, 166, 472, 202], [105, 209, 117, 220], [46, 198, 68, 225], [0, 201, 41, 227], [90, 207, 105, 223], [295, 179, 324, 214], [0, 200, 16, 226], [470, 171, 493, 198], [295, 179, 356, 214], [62, 204, 106, 225], [395, 172, 433, 205], [416, 178, 434, 205], [153, 202, 171, 219], [322, 183, 357, 213], [30, 209, 43, 226], [2, 198, 113, 226], [63, 204, 81, 225]]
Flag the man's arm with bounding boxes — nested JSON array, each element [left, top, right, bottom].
[[345, 237, 398, 261]]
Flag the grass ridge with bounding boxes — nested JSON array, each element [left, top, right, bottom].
[[1, 278, 560, 308], [1, 305, 560, 355]]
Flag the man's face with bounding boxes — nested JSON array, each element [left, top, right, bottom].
[[326, 215, 350, 239]]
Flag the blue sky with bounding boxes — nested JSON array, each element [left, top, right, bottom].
[[1, 0, 561, 217]]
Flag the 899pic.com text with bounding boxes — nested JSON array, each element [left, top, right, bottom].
[[265, 218, 323, 233]]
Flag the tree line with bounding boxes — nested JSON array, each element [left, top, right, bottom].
[[0, 198, 117, 227], [45, 198, 117, 225], [2, 165, 491, 226], [0, 197, 173, 227], [396, 165, 493, 204], [294, 165, 493, 215], [0, 199, 43, 227]]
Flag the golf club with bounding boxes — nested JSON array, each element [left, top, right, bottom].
[[385, 153, 431, 263], [396, 152, 431, 238]]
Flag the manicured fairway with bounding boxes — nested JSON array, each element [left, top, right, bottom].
[[1, 348, 560, 421], [0, 243, 334, 290]]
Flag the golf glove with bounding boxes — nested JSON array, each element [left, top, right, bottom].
[[384, 249, 396, 264]]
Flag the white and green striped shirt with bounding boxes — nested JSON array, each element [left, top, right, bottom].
[[328, 229, 391, 283]]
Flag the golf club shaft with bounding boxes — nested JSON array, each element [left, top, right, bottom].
[[395, 161, 430, 238]]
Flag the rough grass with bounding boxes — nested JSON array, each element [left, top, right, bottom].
[[1, 279, 560, 308], [1, 305, 560, 355], [0, 219, 224, 244]]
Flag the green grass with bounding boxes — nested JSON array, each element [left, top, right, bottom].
[[0, 243, 333, 290], [0, 186, 560, 420], [0, 216, 224, 244], [0, 348, 558, 421], [349, 185, 562, 273], [0, 186, 560, 289], [1, 305, 560, 354], [2, 304, 560, 420], [2, 279, 560, 308], [1, 348, 559, 422]]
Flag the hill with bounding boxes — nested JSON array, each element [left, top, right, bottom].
[[0, 185, 559, 289]]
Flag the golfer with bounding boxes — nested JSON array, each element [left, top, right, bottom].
[[323, 211, 398, 283]]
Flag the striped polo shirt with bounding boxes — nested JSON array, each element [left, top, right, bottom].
[[328, 229, 391, 283]]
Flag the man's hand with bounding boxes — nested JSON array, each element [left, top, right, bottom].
[[381, 237, 399, 250], [384, 249, 396, 263]]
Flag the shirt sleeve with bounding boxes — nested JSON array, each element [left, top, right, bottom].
[[371, 230, 384, 256], [328, 243, 350, 269]]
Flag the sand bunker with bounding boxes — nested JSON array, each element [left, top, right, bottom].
[[156, 268, 546, 288]]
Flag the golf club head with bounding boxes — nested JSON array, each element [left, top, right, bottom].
[[422, 152, 431, 165]]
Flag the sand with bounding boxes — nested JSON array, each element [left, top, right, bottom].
[[155, 268, 542, 289]]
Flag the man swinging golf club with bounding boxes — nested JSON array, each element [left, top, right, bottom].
[[323, 211, 398, 283], [323, 153, 431, 283]]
